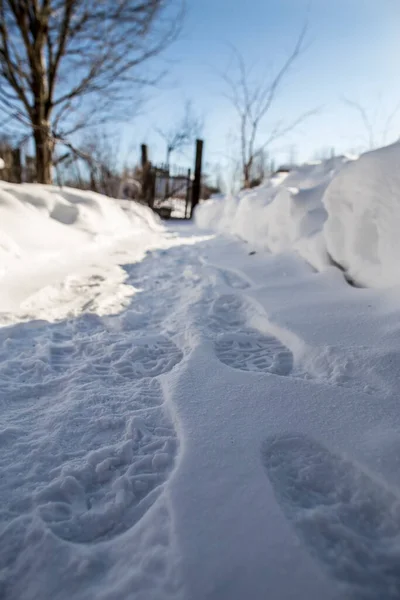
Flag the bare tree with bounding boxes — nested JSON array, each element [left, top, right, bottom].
[[250, 148, 274, 187], [221, 27, 319, 188], [343, 97, 400, 151], [54, 129, 128, 196], [0, 0, 182, 184], [157, 100, 202, 166], [312, 146, 335, 161], [78, 130, 120, 195], [211, 161, 224, 194]]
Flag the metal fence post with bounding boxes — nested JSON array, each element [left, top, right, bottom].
[[190, 139, 203, 218], [185, 168, 191, 218], [141, 143, 154, 208]]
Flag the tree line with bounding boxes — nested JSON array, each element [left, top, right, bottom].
[[5, 3, 385, 193]]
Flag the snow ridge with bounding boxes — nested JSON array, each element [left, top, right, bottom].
[[196, 142, 400, 288]]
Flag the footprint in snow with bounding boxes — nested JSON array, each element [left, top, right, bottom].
[[262, 433, 400, 599], [216, 268, 250, 290], [49, 341, 76, 373], [216, 332, 293, 376], [36, 380, 179, 544], [88, 335, 183, 380], [208, 294, 248, 333]]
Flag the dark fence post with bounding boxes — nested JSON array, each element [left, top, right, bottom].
[[0, 147, 12, 182], [190, 139, 203, 218], [10, 148, 21, 183], [185, 168, 191, 219], [165, 164, 170, 200], [141, 144, 148, 168], [149, 169, 156, 210], [141, 144, 154, 208]]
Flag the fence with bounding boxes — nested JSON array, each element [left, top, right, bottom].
[[140, 140, 203, 220], [151, 165, 192, 218], [0, 145, 22, 183], [0, 138, 206, 220], [0, 140, 37, 184]]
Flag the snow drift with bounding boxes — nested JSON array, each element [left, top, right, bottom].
[[196, 142, 400, 288], [323, 142, 400, 287], [0, 182, 166, 323], [196, 157, 348, 272], [0, 182, 162, 277]]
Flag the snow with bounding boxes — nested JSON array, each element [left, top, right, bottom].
[[156, 197, 188, 219], [1, 177, 400, 599], [196, 145, 400, 288], [323, 141, 400, 287], [196, 157, 349, 273], [0, 181, 164, 323]]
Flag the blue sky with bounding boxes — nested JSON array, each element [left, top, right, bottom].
[[119, 0, 400, 185]]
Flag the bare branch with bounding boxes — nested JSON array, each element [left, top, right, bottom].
[[382, 100, 400, 144], [0, 0, 184, 183], [258, 106, 322, 150], [220, 23, 318, 188], [156, 100, 202, 164], [343, 97, 375, 149], [342, 94, 400, 152]]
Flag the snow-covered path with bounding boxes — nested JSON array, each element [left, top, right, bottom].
[[2, 223, 400, 600]]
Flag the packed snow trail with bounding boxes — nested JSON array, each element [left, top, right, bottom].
[[2, 223, 400, 599]]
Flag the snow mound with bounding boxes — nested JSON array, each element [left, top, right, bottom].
[[196, 157, 348, 272], [0, 182, 162, 277], [323, 142, 400, 287], [197, 145, 400, 287]]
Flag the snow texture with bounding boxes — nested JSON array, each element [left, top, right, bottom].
[[195, 157, 348, 273], [1, 180, 400, 599], [0, 181, 163, 323], [323, 141, 400, 287], [196, 143, 400, 288]]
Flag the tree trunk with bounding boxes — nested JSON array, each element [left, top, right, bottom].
[[33, 121, 53, 184], [243, 163, 251, 189]]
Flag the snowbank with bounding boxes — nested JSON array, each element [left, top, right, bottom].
[[323, 142, 400, 287], [196, 144, 400, 287], [0, 182, 162, 277], [196, 157, 348, 273]]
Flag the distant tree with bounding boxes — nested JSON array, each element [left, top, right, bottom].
[[0, 131, 24, 181], [157, 100, 202, 166], [343, 97, 400, 151], [212, 162, 225, 194], [0, 133, 13, 178], [0, 0, 183, 184], [54, 129, 129, 197], [77, 131, 121, 196], [312, 146, 335, 161], [247, 148, 274, 187], [221, 26, 319, 188], [286, 144, 298, 167]]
